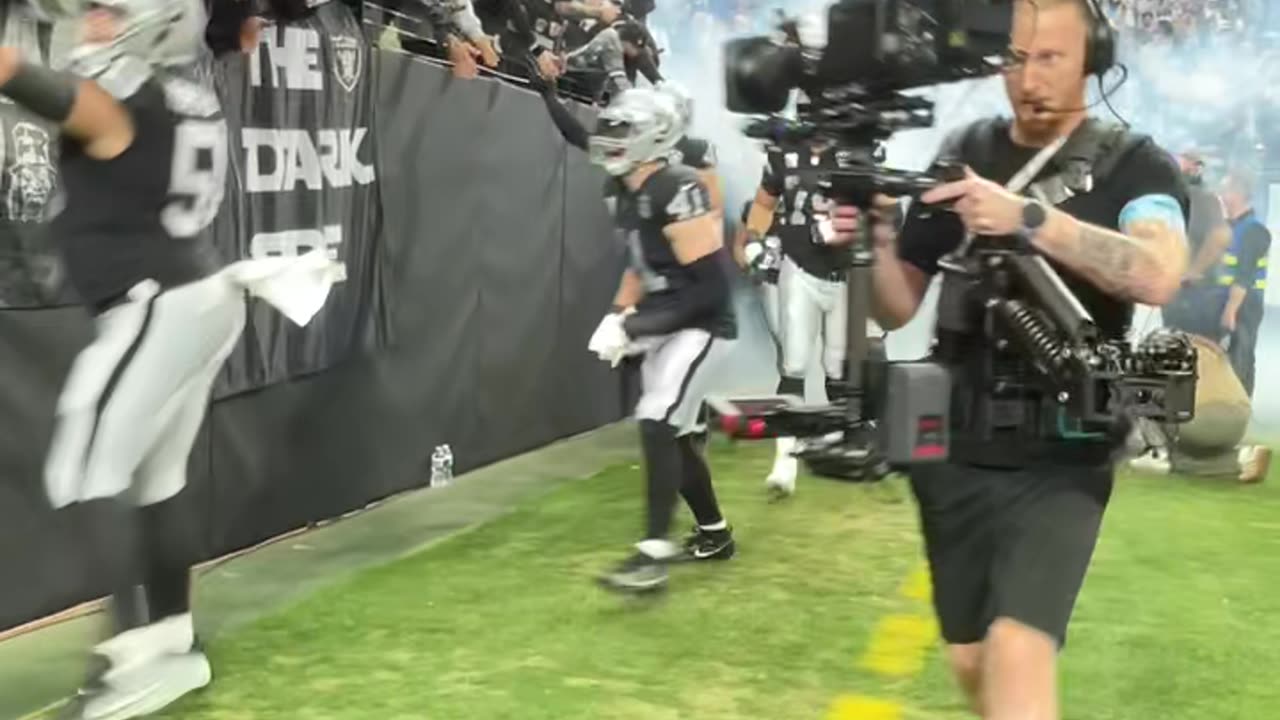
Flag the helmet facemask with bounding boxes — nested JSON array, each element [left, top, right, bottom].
[[588, 89, 682, 177]]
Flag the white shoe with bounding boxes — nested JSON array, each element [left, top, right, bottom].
[[1128, 448, 1171, 475], [766, 437, 798, 498], [1238, 445, 1272, 484], [75, 651, 211, 720]]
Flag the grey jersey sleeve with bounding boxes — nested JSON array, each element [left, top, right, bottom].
[[565, 27, 629, 92]]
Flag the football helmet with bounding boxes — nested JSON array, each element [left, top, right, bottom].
[[66, 0, 208, 98], [656, 81, 693, 128], [588, 88, 683, 177]]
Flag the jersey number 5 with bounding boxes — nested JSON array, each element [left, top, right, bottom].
[[162, 119, 228, 239]]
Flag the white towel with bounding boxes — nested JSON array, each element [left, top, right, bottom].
[[220, 250, 346, 327]]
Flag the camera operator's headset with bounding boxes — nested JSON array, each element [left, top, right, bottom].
[[1081, 0, 1117, 77]]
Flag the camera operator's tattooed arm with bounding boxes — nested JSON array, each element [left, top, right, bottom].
[[1034, 194, 1188, 306]]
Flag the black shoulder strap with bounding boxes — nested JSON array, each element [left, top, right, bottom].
[[1090, 126, 1146, 185], [1026, 119, 1137, 205], [937, 117, 1005, 165]]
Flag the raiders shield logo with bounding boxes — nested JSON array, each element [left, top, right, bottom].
[[331, 35, 363, 93]]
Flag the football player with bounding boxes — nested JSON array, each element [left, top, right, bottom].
[[585, 88, 738, 593], [0, 1, 245, 716], [535, 77, 722, 216], [742, 143, 856, 498]]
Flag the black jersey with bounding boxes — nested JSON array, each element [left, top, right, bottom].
[[514, 0, 569, 53], [760, 148, 850, 281], [52, 75, 226, 307], [615, 162, 735, 338]]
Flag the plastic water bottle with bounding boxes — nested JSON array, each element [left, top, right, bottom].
[[430, 445, 454, 487]]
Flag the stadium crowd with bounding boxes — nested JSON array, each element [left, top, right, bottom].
[[1103, 0, 1257, 43]]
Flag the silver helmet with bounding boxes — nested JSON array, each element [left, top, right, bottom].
[[588, 88, 684, 177], [656, 81, 693, 129], [66, 0, 208, 98]]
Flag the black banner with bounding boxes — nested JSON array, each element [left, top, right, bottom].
[[210, 1, 391, 398], [0, 51, 626, 649], [0, 10, 71, 308]]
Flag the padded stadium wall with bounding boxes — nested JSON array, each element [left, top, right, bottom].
[[0, 53, 626, 632]]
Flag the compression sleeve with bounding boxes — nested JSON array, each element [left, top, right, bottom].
[[0, 61, 78, 124], [540, 87, 590, 151], [622, 253, 730, 337]]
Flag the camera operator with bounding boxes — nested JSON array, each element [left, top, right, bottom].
[[834, 1, 1189, 717]]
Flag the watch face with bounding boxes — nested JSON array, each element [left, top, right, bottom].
[[1023, 201, 1047, 229]]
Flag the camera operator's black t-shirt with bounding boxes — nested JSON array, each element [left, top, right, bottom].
[[898, 118, 1188, 340], [897, 118, 1188, 467]]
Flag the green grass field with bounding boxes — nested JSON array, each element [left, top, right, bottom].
[[151, 441, 1280, 720]]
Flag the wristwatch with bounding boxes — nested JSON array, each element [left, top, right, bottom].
[[1020, 199, 1048, 239]]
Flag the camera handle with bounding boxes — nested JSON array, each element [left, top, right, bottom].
[[822, 162, 966, 425]]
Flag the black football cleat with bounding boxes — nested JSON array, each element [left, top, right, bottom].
[[680, 525, 736, 561], [598, 552, 669, 594]]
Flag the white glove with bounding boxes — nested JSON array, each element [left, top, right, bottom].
[[588, 312, 632, 367]]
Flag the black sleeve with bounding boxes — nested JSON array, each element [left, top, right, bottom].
[[622, 169, 726, 337], [539, 86, 590, 151], [623, 0, 654, 21], [677, 137, 713, 170], [896, 121, 988, 275], [896, 202, 965, 276], [631, 49, 663, 84], [1106, 136, 1191, 231], [499, 0, 539, 54], [1234, 225, 1272, 290], [205, 0, 252, 56], [759, 158, 783, 197]]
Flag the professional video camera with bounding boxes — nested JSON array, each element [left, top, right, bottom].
[[708, 1, 1198, 481]]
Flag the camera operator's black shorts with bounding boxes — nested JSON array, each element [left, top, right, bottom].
[[908, 461, 1114, 648]]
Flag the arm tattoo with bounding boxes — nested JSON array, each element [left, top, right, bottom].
[[1066, 219, 1169, 301]]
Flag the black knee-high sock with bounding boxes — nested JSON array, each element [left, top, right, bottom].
[[640, 420, 684, 540], [140, 496, 195, 622], [678, 434, 724, 527], [777, 376, 804, 397], [825, 376, 843, 402], [74, 499, 146, 635]]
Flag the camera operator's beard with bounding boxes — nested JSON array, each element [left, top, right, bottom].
[[1012, 100, 1084, 146]]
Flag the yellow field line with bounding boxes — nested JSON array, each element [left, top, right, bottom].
[[824, 563, 937, 719], [826, 694, 903, 720]]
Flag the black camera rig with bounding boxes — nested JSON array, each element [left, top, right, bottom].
[[708, 0, 1197, 481]]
